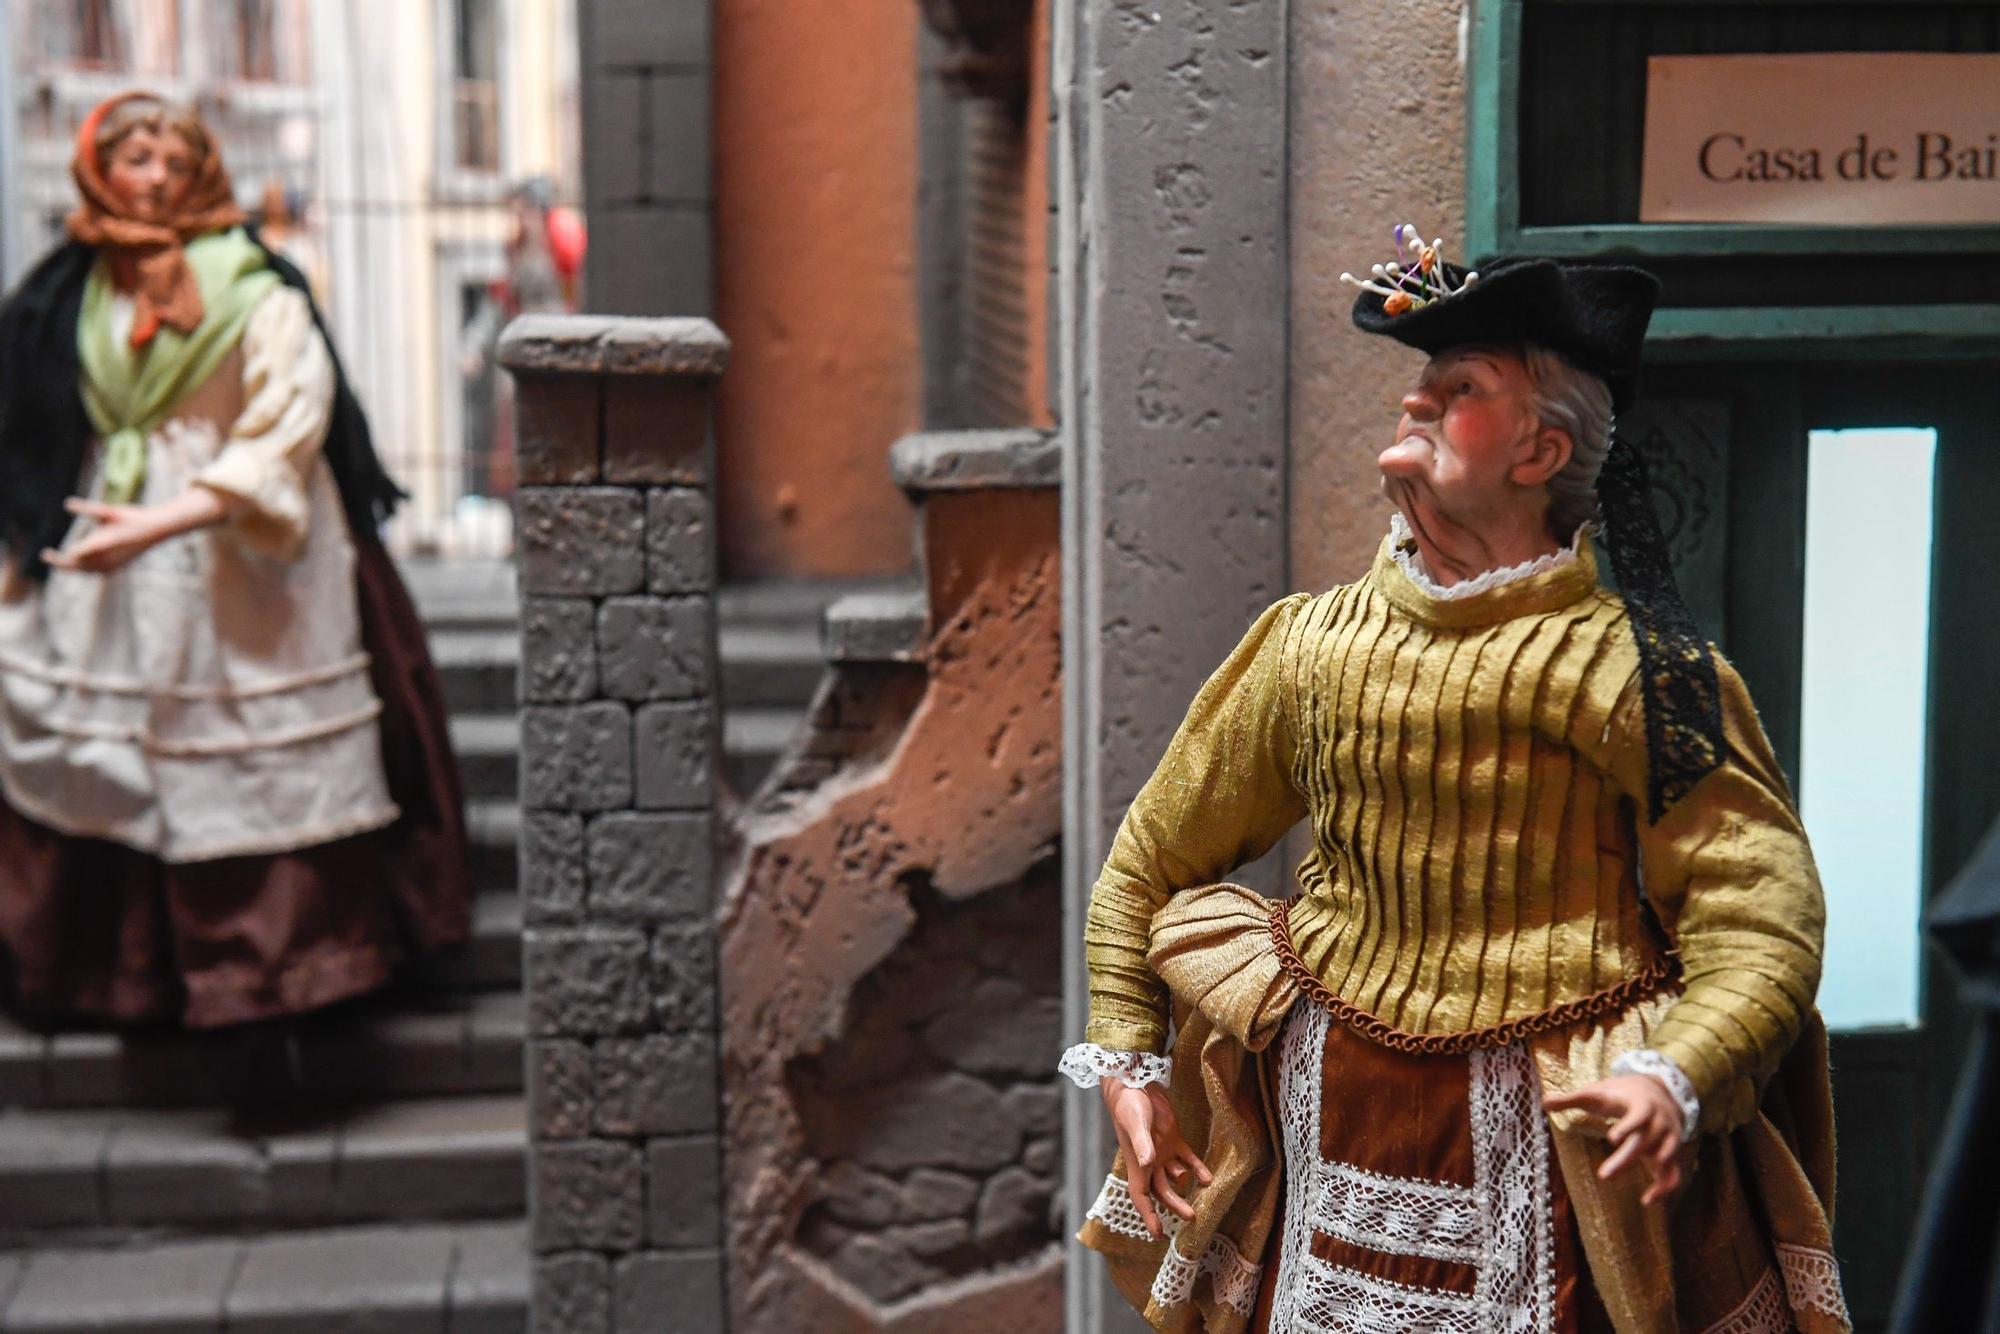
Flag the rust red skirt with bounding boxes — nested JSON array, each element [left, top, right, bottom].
[[1250, 1004, 1615, 1334], [0, 532, 472, 1029]]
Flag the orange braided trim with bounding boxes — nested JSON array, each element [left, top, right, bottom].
[[1268, 898, 1683, 1056]]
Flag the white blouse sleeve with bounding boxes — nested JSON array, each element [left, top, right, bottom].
[[1611, 1048, 1703, 1143], [192, 285, 336, 561], [1057, 1043, 1173, 1091]]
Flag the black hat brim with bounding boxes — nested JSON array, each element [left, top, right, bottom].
[[1351, 258, 1660, 413]]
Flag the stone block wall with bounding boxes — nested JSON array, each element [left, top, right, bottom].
[[785, 863, 1065, 1307], [500, 314, 730, 1333], [575, 0, 713, 316]]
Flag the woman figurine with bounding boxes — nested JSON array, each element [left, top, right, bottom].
[[0, 92, 471, 1028]]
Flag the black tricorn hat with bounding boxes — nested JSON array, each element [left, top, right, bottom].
[[1351, 256, 1661, 413], [1349, 238, 1712, 822]]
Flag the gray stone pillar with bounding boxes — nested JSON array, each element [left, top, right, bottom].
[[500, 314, 731, 1334], [575, 0, 713, 316], [1051, 2, 1292, 1330]]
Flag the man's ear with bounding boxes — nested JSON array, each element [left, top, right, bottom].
[[1510, 424, 1574, 489]]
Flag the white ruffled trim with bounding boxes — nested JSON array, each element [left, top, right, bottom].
[[1152, 1228, 1262, 1316], [1085, 1171, 1156, 1239], [1058, 1043, 1173, 1090], [1387, 511, 1591, 601], [1611, 1048, 1702, 1143], [1085, 1173, 1263, 1316], [1775, 1242, 1851, 1324], [1705, 1267, 1791, 1334]]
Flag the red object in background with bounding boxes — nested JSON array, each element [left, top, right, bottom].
[[547, 205, 587, 279]]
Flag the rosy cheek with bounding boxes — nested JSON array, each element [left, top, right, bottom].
[[1445, 403, 1515, 461]]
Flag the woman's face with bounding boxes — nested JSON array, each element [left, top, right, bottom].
[[103, 125, 197, 223], [1377, 346, 1554, 540]]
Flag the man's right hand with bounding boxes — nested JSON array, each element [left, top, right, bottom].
[[1101, 1078, 1213, 1238]]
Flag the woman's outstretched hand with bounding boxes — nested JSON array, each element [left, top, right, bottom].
[[1101, 1078, 1213, 1238], [43, 490, 229, 574], [1543, 1072, 1686, 1206]]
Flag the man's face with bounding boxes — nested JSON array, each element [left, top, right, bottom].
[[103, 126, 196, 223], [1378, 346, 1547, 545]]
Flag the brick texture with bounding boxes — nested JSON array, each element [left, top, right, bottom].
[[646, 1137, 723, 1248], [520, 813, 587, 924], [521, 704, 633, 811], [634, 701, 715, 809], [513, 373, 601, 484], [596, 597, 710, 701], [520, 599, 598, 703], [533, 1143, 644, 1251], [533, 1252, 611, 1334], [517, 489, 645, 597], [524, 928, 652, 1038], [645, 488, 713, 594], [616, 1250, 727, 1333], [590, 1035, 717, 1136], [500, 316, 728, 1332], [585, 813, 713, 923]]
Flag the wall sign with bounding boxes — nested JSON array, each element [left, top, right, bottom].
[[1640, 53, 2000, 225]]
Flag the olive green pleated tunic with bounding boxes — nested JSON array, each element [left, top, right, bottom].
[[1083, 530, 1824, 1134]]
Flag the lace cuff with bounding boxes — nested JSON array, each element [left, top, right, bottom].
[[1058, 1043, 1173, 1090], [1611, 1048, 1701, 1143]]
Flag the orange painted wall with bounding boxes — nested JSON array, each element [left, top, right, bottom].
[[1022, 0, 1053, 431], [713, 0, 923, 580]]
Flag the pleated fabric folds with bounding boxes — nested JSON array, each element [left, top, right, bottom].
[[1084, 531, 1823, 1132]]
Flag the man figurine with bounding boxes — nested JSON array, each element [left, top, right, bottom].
[[1059, 228, 1850, 1331]]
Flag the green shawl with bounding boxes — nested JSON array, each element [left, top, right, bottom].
[[78, 227, 281, 503]]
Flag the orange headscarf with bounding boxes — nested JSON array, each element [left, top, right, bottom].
[[64, 92, 246, 349]]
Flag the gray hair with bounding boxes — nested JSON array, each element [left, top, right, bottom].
[[1520, 345, 1614, 539]]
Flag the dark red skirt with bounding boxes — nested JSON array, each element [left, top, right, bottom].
[[0, 531, 473, 1029]]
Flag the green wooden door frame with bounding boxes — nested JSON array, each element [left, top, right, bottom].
[[1624, 355, 1999, 1329], [1463, 0, 2000, 350]]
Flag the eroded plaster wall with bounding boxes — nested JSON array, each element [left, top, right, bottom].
[[1287, 0, 1469, 590], [722, 480, 1065, 1331]]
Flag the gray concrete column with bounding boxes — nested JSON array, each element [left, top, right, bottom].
[[500, 314, 731, 1333], [1052, 1, 1292, 1329]]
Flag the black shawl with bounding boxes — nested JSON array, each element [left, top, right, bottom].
[[0, 232, 404, 577]]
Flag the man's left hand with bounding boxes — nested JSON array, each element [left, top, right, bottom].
[[1543, 1073, 1685, 1205]]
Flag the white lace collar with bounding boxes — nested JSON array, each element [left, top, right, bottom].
[[1386, 512, 1592, 602]]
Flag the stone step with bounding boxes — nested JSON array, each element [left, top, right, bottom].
[[716, 577, 906, 630], [0, 1095, 524, 1241], [724, 707, 805, 795], [719, 622, 825, 711], [0, 991, 524, 1112], [450, 715, 520, 803], [823, 586, 928, 665], [467, 798, 518, 892], [0, 1218, 525, 1333], [411, 891, 521, 995], [888, 427, 1059, 494], [432, 627, 521, 716], [402, 558, 519, 633]]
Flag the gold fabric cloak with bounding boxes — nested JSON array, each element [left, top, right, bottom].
[[1077, 534, 1848, 1330]]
